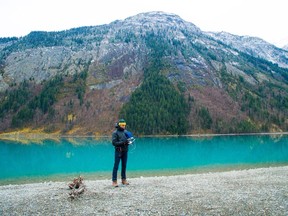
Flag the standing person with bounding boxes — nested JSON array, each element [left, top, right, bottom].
[[112, 119, 130, 187]]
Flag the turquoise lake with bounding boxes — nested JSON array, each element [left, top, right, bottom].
[[0, 134, 287, 185]]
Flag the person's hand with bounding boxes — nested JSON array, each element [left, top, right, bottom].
[[124, 140, 129, 145]]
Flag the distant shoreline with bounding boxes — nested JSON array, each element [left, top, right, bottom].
[[143, 132, 288, 137], [0, 131, 287, 146], [0, 130, 287, 140]]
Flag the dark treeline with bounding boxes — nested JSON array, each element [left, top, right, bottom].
[[120, 34, 190, 135], [0, 70, 88, 129], [120, 72, 190, 135], [11, 75, 64, 128]]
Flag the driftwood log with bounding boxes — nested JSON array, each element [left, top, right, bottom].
[[68, 176, 86, 199]]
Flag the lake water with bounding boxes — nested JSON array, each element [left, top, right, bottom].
[[0, 134, 287, 185]]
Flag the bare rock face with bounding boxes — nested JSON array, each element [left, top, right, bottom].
[[1, 11, 287, 92], [4, 47, 70, 83], [207, 31, 288, 68]]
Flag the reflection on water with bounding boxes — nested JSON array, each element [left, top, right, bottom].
[[0, 134, 287, 185]]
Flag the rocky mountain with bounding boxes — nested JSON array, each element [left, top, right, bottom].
[[0, 11, 287, 135], [206, 31, 288, 68]]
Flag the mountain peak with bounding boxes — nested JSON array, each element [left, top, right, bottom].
[[127, 11, 182, 21], [115, 11, 201, 34]]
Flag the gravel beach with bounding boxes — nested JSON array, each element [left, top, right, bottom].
[[1, 166, 288, 215]]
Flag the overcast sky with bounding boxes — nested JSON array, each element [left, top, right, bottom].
[[1, 0, 287, 47]]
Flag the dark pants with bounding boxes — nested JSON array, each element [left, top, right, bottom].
[[112, 150, 128, 181]]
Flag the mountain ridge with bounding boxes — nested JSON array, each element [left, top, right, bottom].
[[206, 31, 288, 68]]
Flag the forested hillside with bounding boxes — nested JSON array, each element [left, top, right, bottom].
[[0, 12, 287, 135]]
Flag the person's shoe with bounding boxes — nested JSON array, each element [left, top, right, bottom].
[[122, 179, 129, 185], [112, 181, 118, 187]]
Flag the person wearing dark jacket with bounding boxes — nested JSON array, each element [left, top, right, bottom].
[[112, 119, 130, 187]]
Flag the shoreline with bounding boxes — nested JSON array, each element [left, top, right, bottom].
[[1, 163, 287, 186], [0, 131, 287, 145], [1, 130, 287, 138], [1, 166, 287, 215]]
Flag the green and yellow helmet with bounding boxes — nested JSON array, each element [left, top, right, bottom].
[[118, 119, 126, 127], [115, 119, 126, 128]]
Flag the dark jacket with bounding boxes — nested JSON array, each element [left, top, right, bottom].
[[112, 128, 129, 152]]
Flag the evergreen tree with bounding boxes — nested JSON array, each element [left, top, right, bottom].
[[120, 61, 190, 135]]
